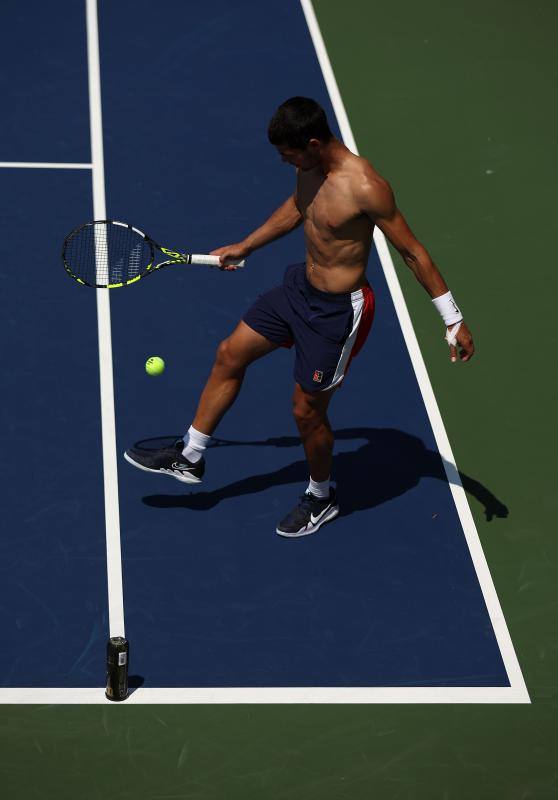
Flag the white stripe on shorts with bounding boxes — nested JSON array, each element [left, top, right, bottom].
[[322, 288, 365, 391]]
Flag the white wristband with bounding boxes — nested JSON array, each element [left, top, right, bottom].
[[432, 291, 463, 326]]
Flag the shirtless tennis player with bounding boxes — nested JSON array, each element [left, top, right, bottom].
[[124, 97, 474, 537]]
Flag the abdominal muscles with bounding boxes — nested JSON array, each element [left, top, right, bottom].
[[304, 215, 374, 293]]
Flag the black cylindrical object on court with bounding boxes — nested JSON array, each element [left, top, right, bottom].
[[105, 636, 129, 701]]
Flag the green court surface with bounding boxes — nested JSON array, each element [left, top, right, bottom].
[[1, 1, 557, 798]]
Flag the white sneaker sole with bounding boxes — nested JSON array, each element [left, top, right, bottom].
[[123, 451, 202, 485], [276, 504, 339, 538]]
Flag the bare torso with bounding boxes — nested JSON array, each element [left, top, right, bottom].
[[296, 151, 377, 293]]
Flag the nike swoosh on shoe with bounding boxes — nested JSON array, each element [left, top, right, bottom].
[[310, 504, 332, 525], [171, 462, 197, 471]]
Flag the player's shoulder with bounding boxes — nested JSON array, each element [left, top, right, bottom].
[[349, 155, 391, 194], [349, 155, 394, 214]]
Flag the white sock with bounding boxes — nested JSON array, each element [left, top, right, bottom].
[[307, 476, 330, 499], [182, 425, 211, 463]]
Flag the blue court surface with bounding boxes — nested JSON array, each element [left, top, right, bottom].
[[0, 0, 525, 699]]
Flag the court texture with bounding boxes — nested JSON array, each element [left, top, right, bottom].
[[1, 0, 556, 797]]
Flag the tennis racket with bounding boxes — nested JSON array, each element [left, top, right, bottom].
[[61, 220, 246, 288]]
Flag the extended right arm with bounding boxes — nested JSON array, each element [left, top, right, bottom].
[[243, 194, 303, 254], [210, 195, 303, 267]]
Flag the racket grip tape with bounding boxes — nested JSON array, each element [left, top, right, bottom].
[[105, 636, 129, 701], [190, 254, 245, 268]]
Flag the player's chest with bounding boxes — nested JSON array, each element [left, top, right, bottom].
[[297, 174, 360, 232]]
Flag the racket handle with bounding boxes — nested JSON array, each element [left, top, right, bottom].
[[190, 254, 245, 268]]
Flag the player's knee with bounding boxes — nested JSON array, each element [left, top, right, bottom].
[[292, 396, 323, 433], [215, 338, 244, 376]]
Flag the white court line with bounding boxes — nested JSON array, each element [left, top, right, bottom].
[[0, 162, 92, 169], [86, 0, 125, 639], [300, 0, 529, 704], [0, 686, 530, 704]]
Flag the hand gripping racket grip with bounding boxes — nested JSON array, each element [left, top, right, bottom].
[[190, 254, 245, 268]]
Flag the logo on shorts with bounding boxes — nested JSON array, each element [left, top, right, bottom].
[[313, 370, 323, 383]]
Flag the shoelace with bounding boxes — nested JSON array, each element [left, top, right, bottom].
[[298, 493, 315, 511], [295, 492, 327, 517]]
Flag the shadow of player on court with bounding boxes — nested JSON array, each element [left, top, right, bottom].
[[139, 428, 508, 522]]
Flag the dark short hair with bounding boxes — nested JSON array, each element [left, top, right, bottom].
[[268, 97, 333, 149]]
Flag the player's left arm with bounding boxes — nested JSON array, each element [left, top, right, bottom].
[[358, 174, 474, 363]]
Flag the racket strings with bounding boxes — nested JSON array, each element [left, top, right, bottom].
[[63, 222, 153, 287]]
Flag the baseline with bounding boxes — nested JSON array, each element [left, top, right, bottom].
[[0, 686, 530, 705]]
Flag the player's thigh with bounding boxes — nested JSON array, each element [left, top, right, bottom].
[[220, 320, 281, 369]]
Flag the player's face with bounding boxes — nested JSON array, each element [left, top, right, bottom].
[[276, 143, 320, 171]]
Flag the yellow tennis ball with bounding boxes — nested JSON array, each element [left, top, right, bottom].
[[145, 356, 165, 376]]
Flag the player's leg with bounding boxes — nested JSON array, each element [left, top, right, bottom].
[[191, 320, 280, 435], [292, 382, 336, 482], [276, 383, 340, 537], [274, 268, 375, 535], [181, 284, 293, 469], [181, 274, 294, 463]]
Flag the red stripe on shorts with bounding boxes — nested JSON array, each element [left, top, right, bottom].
[[345, 284, 375, 372]]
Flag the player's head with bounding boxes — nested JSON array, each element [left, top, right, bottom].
[[268, 97, 333, 170]]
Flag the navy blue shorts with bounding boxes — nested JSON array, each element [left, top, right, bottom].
[[243, 263, 375, 393]]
